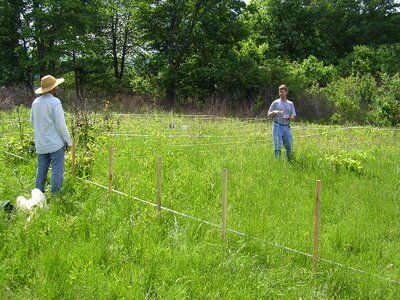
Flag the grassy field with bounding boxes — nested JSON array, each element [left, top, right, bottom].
[[1, 108, 400, 299]]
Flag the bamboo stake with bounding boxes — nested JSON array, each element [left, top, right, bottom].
[[222, 168, 228, 243], [313, 180, 322, 273], [157, 157, 162, 218], [71, 137, 76, 177], [108, 146, 114, 196], [0, 111, 3, 135]]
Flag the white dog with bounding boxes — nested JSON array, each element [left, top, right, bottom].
[[16, 188, 47, 212]]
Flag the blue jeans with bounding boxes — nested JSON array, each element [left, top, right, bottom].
[[36, 147, 65, 194], [272, 123, 293, 160]]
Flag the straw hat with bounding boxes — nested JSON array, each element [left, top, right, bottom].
[[34, 75, 64, 94]]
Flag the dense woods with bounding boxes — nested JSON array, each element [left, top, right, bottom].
[[1, 0, 400, 124]]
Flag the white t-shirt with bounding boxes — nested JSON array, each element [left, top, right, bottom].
[[268, 99, 296, 125]]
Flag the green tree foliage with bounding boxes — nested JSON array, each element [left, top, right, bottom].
[[323, 75, 375, 124], [100, 0, 138, 82], [1, 0, 400, 126], [321, 73, 400, 126], [247, 0, 400, 63], [131, 0, 248, 103], [339, 43, 400, 78], [293, 55, 338, 88], [0, 0, 104, 95], [32, 0, 105, 97], [229, 40, 271, 100], [339, 45, 383, 77], [356, 0, 400, 46], [368, 73, 400, 126], [248, 0, 337, 61], [0, 0, 29, 86]]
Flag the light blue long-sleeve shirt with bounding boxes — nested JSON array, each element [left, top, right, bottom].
[[30, 93, 72, 154]]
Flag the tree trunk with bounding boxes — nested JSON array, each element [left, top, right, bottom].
[[166, 84, 176, 104], [111, 14, 119, 79], [119, 24, 130, 80], [72, 49, 83, 100]]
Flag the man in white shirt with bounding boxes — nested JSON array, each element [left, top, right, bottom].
[[31, 75, 72, 194], [267, 84, 296, 160]]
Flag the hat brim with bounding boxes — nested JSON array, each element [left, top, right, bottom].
[[34, 78, 65, 94]]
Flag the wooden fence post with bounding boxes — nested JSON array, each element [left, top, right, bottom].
[[0, 111, 3, 135], [157, 157, 162, 218], [313, 180, 322, 273], [108, 146, 114, 196], [222, 168, 228, 243], [71, 137, 76, 177]]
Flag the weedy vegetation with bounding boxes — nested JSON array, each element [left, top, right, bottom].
[[0, 107, 399, 299]]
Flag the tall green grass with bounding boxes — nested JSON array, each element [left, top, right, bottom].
[[1, 109, 399, 299]]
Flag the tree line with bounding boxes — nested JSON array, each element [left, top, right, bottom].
[[0, 0, 399, 125]]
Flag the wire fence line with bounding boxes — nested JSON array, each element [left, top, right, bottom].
[[104, 132, 266, 139], [103, 113, 400, 128], [0, 132, 29, 136], [3, 121, 398, 161], [103, 126, 368, 137], [102, 127, 357, 152], [86, 136, 269, 159], [100, 126, 336, 140], [104, 131, 263, 139], [115, 113, 260, 121], [3, 111, 400, 129], [0, 126, 379, 162], [79, 177, 400, 285], [101, 125, 399, 142], [2, 114, 399, 143], [0, 119, 22, 123], [82, 127, 386, 165], [2, 151, 30, 161], [89, 141, 268, 160], [296, 127, 356, 138], [171, 126, 354, 148], [2, 124, 398, 163], [113, 113, 400, 130]]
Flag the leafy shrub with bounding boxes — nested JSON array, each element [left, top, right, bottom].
[[339, 44, 400, 78], [367, 73, 400, 126], [323, 75, 377, 124], [321, 151, 367, 176], [323, 77, 360, 123], [294, 55, 337, 88], [4, 134, 35, 163], [67, 110, 108, 178], [338, 45, 381, 77], [377, 43, 400, 76], [66, 123, 105, 178]]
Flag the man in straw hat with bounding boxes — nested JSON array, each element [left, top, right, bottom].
[[31, 75, 72, 194]]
